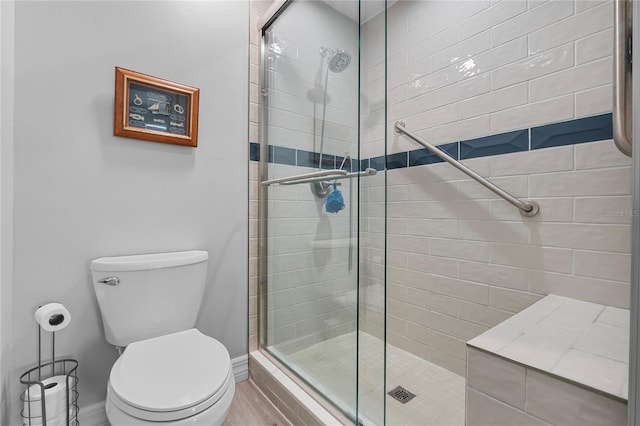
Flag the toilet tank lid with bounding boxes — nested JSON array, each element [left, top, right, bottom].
[[91, 250, 208, 272]]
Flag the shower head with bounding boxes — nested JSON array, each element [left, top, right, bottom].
[[328, 50, 351, 73], [319, 47, 351, 73]]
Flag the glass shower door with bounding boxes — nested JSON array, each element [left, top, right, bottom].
[[259, 0, 362, 419], [357, 1, 387, 424]]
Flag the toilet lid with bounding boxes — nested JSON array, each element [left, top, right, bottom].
[[110, 329, 231, 412]]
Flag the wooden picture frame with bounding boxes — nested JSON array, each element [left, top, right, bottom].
[[114, 67, 199, 147]]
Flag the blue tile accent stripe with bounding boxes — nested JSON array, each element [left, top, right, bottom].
[[408, 142, 458, 166], [370, 155, 385, 171], [320, 154, 336, 170], [297, 150, 336, 169], [531, 113, 613, 150], [249, 113, 614, 170], [249, 142, 260, 162], [336, 156, 355, 172], [272, 146, 296, 166], [460, 129, 528, 160], [296, 149, 319, 169], [248, 142, 357, 171], [386, 152, 408, 170]]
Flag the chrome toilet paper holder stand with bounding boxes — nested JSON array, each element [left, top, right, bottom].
[[19, 307, 79, 426]]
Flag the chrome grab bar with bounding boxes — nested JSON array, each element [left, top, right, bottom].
[[261, 169, 348, 186], [394, 121, 540, 217], [614, 0, 633, 157]]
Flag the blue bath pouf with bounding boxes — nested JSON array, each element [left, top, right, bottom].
[[326, 183, 345, 213]]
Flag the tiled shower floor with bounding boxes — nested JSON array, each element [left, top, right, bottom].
[[271, 332, 465, 425]]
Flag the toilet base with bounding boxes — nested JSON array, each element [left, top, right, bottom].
[[106, 378, 235, 426]]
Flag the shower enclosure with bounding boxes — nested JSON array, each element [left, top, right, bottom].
[[259, 1, 386, 423], [257, 0, 635, 424]]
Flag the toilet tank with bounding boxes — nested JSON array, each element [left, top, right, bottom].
[[90, 250, 208, 347]]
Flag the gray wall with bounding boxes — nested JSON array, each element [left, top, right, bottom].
[[5, 1, 248, 421], [0, 1, 16, 423]]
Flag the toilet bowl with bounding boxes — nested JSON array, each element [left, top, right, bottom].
[[90, 251, 236, 425], [105, 329, 235, 425]]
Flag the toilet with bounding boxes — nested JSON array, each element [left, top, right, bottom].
[[90, 250, 235, 425]]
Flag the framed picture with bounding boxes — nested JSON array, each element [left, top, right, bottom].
[[114, 67, 200, 147]]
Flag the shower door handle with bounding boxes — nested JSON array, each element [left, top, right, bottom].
[[614, 0, 633, 157]]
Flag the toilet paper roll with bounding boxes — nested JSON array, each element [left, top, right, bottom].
[[34, 303, 71, 332], [22, 375, 76, 420], [26, 405, 77, 426]]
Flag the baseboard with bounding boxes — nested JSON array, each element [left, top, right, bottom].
[[78, 401, 108, 426], [232, 354, 249, 382]]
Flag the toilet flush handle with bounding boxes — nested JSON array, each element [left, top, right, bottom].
[[97, 277, 120, 286]]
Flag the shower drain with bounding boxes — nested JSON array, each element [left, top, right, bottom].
[[387, 385, 416, 404]]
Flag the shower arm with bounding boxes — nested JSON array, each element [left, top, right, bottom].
[[394, 121, 540, 217]]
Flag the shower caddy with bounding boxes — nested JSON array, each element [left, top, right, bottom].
[[19, 314, 79, 425]]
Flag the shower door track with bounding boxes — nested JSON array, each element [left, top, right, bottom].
[[258, 347, 356, 425]]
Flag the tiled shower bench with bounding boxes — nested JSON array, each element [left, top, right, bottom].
[[466, 295, 629, 426]]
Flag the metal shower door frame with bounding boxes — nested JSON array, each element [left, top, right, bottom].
[[255, 2, 363, 424], [629, 2, 640, 424], [257, 0, 293, 355]]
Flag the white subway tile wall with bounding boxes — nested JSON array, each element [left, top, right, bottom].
[[376, 139, 631, 376], [251, 0, 629, 385], [368, 0, 614, 158], [358, 0, 629, 377], [263, 1, 358, 157]]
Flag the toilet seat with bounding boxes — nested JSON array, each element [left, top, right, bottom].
[[108, 329, 232, 422], [108, 367, 233, 422]]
